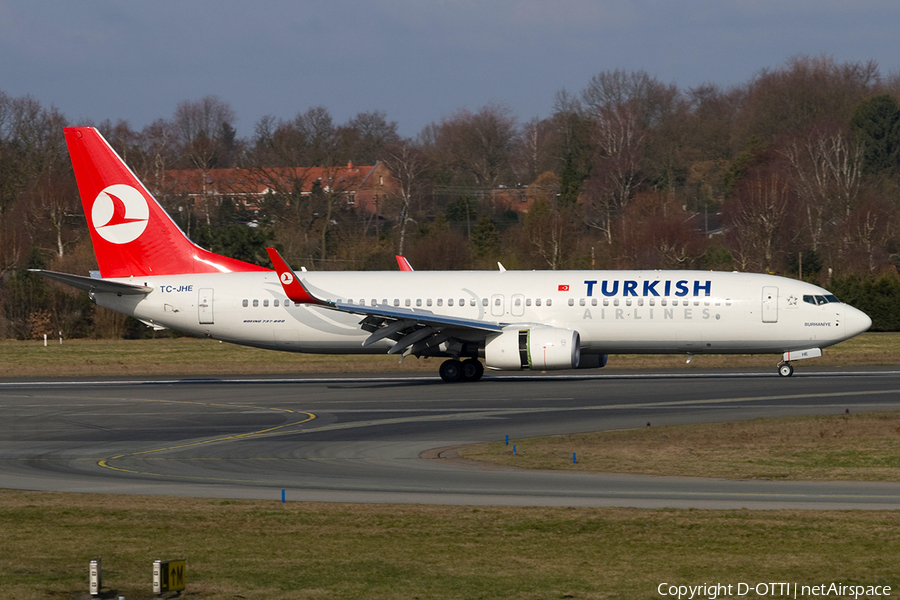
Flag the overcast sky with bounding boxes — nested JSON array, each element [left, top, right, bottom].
[[2, 1, 899, 138]]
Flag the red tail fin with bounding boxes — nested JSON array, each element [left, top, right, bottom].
[[65, 127, 268, 278]]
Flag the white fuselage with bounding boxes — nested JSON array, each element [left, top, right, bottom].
[[94, 270, 871, 359]]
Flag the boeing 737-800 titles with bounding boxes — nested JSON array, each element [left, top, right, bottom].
[[33, 127, 872, 382]]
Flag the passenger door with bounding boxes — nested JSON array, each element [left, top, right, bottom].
[[198, 288, 214, 324], [762, 286, 778, 323]]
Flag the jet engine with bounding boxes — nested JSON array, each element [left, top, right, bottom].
[[484, 327, 580, 370]]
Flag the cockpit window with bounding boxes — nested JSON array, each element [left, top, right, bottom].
[[803, 294, 840, 305]]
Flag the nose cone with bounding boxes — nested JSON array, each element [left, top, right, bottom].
[[844, 305, 873, 338]]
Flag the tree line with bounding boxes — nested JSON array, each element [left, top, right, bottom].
[[2, 54, 900, 339]]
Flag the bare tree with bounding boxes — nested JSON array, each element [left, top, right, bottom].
[[739, 55, 879, 146], [432, 103, 517, 188], [511, 117, 554, 185], [725, 171, 794, 272], [295, 106, 337, 166], [522, 172, 576, 270], [172, 96, 237, 224], [781, 125, 863, 251], [382, 140, 427, 256], [580, 70, 677, 244], [339, 110, 400, 164]]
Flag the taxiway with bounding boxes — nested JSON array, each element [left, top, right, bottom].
[[1, 369, 899, 509]]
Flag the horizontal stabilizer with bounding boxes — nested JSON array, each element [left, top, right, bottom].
[[29, 270, 154, 295]]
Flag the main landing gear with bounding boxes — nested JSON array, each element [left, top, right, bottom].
[[439, 358, 485, 383], [778, 362, 794, 377]]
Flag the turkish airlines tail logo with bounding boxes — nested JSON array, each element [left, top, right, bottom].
[[91, 184, 149, 244]]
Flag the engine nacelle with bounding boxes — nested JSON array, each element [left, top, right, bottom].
[[485, 326, 581, 371]]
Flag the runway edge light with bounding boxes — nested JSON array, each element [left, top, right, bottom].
[[153, 558, 186, 594]]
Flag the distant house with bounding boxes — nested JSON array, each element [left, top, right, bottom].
[[163, 162, 395, 218]]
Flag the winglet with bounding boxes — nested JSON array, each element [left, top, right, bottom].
[[396, 255, 414, 271], [266, 248, 326, 305]]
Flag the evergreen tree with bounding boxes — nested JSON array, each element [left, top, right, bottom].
[[469, 216, 500, 258], [850, 95, 900, 176]]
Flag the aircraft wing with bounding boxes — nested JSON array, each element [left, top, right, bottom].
[[266, 248, 502, 356], [30, 270, 154, 295]]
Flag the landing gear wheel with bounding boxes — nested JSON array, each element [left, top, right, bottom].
[[778, 363, 794, 377], [439, 359, 464, 383], [461, 358, 485, 382]]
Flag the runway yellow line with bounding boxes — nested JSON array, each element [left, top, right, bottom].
[[97, 410, 315, 477]]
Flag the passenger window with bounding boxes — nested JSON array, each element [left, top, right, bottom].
[[568, 298, 574, 307], [416, 299, 422, 307], [649, 299, 654, 306], [470, 299, 476, 306], [405, 299, 411, 307], [526, 298, 532, 307], [274, 299, 280, 307], [242, 299, 248, 307], [515, 298, 522, 306], [603, 299, 609, 307], [592, 298, 598, 307], [536, 299, 542, 307], [580, 298, 586, 307], [614, 299, 620, 307], [460, 298, 465, 306], [661, 299, 667, 307], [626, 299, 632, 307], [263, 299, 269, 307], [482, 298, 488, 307], [253, 299, 259, 307], [547, 299, 552, 307], [393, 299, 400, 307], [637, 298, 643, 307], [437, 299, 443, 306], [427, 299, 432, 307], [449, 299, 455, 307]]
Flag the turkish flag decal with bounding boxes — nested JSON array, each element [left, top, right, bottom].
[[558, 284, 569, 291]]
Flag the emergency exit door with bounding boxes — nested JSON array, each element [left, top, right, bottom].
[[761, 286, 778, 323], [198, 288, 214, 324]]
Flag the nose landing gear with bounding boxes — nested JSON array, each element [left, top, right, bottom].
[[778, 362, 794, 377]]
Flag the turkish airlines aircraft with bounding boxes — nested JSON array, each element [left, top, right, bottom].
[[34, 127, 872, 382]]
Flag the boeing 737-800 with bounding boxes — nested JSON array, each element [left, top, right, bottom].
[[33, 127, 872, 382]]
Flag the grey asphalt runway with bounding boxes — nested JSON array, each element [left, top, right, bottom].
[[2, 368, 900, 509]]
